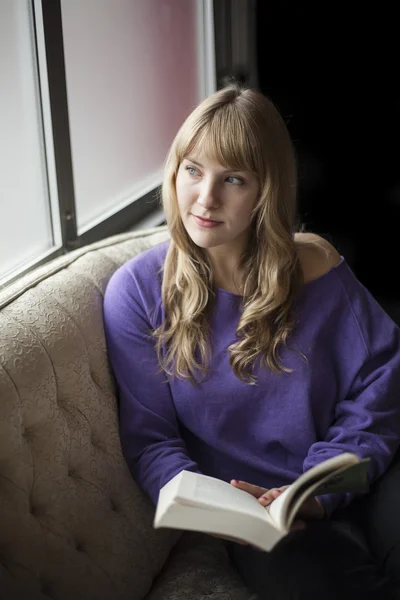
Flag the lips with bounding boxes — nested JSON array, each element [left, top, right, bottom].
[[192, 214, 222, 224], [192, 214, 223, 229]]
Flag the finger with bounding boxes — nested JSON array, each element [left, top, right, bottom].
[[230, 480, 268, 498], [258, 485, 290, 506], [258, 488, 282, 506]]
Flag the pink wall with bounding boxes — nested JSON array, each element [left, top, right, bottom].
[[61, 0, 202, 229]]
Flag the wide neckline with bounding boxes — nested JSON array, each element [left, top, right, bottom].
[[215, 256, 346, 299]]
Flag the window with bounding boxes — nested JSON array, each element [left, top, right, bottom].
[[0, 0, 59, 285], [0, 0, 215, 288]]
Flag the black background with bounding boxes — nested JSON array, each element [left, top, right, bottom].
[[256, 2, 399, 322]]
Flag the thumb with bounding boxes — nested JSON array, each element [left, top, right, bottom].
[[290, 519, 307, 532]]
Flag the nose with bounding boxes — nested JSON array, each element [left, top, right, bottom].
[[197, 178, 220, 210]]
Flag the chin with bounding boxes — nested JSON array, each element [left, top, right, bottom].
[[185, 228, 226, 249]]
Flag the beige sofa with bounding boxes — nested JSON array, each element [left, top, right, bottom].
[[0, 227, 250, 600]]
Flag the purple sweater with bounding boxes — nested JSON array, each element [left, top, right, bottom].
[[103, 241, 400, 517]]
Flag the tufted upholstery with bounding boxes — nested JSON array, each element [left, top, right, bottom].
[[0, 227, 249, 600]]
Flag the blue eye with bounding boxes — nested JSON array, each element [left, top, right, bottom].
[[226, 176, 244, 185], [186, 166, 199, 176]]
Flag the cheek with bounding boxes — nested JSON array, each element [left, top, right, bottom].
[[239, 190, 259, 222], [235, 199, 256, 226], [176, 180, 193, 213]]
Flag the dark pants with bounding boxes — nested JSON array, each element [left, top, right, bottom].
[[226, 449, 400, 600]]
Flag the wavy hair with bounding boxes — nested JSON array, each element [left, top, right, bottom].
[[154, 83, 301, 384]]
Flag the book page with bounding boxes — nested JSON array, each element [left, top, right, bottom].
[[155, 471, 283, 551], [268, 454, 370, 531], [178, 472, 272, 522], [155, 497, 284, 552]]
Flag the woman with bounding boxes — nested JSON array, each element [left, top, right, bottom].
[[103, 83, 400, 599]]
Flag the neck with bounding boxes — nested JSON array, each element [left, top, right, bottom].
[[207, 246, 245, 294]]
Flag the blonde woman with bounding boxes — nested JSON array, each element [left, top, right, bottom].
[[104, 84, 400, 599]]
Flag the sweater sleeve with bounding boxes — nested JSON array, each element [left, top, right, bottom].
[[103, 260, 200, 504], [303, 281, 400, 518]]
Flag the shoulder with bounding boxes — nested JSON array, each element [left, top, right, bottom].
[[125, 239, 170, 275], [105, 240, 169, 305], [104, 240, 169, 327], [294, 232, 341, 285], [110, 240, 169, 287]]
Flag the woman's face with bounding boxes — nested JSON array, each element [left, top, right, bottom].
[[175, 150, 260, 252]]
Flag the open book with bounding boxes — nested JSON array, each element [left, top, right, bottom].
[[154, 453, 370, 552]]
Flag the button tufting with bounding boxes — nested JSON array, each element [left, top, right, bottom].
[[22, 428, 34, 441], [91, 437, 102, 450], [110, 500, 118, 512], [75, 540, 84, 552]]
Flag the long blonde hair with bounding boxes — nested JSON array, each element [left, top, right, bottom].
[[154, 83, 301, 384]]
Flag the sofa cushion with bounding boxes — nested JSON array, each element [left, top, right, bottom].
[[146, 534, 249, 600], [0, 227, 188, 600]]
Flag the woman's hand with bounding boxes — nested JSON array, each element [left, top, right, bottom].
[[231, 479, 325, 525]]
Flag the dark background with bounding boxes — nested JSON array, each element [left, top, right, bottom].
[[255, 2, 399, 322]]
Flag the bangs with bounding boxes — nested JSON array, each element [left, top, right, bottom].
[[177, 105, 261, 176]]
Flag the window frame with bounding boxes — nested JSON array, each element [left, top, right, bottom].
[[1, 0, 215, 290]]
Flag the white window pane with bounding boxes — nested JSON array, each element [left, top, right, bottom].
[[61, 0, 204, 234], [0, 0, 53, 281]]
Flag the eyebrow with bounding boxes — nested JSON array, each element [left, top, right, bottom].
[[185, 157, 244, 173]]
